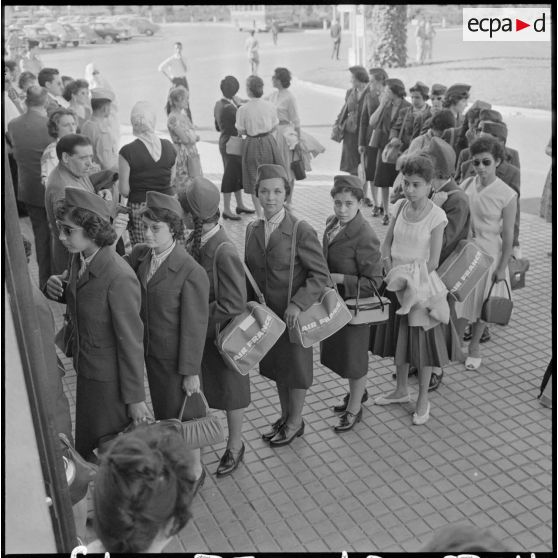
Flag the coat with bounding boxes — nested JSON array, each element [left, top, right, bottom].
[[338, 87, 369, 174], [320, 211, 383, 378], [60, 246, 146, 458], [245, 212, 330, 389], [125, 242, 209, 419], [358, 85, 381, 148], [198, 227, 250, 410], [390, 105, 432, 151]]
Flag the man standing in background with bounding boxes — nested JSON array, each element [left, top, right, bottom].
[[158, 41, 189, 91], [330, 19, 341, 60]]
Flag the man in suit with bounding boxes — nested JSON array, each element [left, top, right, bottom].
[[422, 137, 470, 391], [38, 67, 68, 116], [7, 85, 53, 288], [358, 67, 388, 210]]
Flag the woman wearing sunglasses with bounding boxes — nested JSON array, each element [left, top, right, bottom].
[[454, 136, 517, 371], [45, 188, 152, 461]]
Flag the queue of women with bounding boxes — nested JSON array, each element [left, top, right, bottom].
[[22, 57, 519, 552]]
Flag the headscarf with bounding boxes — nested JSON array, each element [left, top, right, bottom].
[[130, 101, 162, 161], [85, 63, 113, 91]]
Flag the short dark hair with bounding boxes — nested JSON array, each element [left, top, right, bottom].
[[400, 154, 435, 182], [246, 75, 264, 98], [174, 41, 182, 48], [56, 133, 92, 160], [349, 65, 369, 84], [27, 39, 40, 49], [47, 109, 77, 139], [18, 71, 36, 91], [443, 92, 469, 108], [25, 85, 48, 108], [469, 136, 504, 162], [38, 67, 59, 87], [220, 75, 239, 99], [62, 78, 89, 102], [369, 67, 388, 84], [140, 207, 185, 240], [330, 185, 364, 201], [273, 67, 291, 88], [55, 204, 116, 247], [388, 82, 406, 98], [91, 97, 112, 112], [430, 109, 456, 132], [4, 59, 17, 73], [409, 84, 429, 101]]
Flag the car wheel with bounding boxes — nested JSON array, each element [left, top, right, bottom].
[[104, 35, 114, 44], [145, 29, 153, 36]]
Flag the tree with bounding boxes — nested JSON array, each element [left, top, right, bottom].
[[366, 5, 407, 68]]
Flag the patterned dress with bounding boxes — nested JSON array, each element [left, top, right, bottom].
[[167, 109, 201, 191]]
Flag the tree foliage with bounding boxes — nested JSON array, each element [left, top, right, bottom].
[[366, 5, 407, 68]]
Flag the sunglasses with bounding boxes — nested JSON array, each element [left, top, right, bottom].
[[431, 96, 443, 101], [56, 220, 83, 236], [472, 159, 494, 167]]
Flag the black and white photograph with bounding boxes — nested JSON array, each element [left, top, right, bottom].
[[3, 3, 553, 555]]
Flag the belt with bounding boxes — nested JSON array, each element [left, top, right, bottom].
[[247, 131, 271, 138]]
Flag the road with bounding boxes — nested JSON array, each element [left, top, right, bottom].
[[39, 23, 551, 199]]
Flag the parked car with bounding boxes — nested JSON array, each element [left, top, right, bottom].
[[125, 17, 160, 36], [91, 21, 123, 43], [109, 20, 133, 40], [44, 22, 80, 47], [74, 23, 99, 44], [23, 25, 61, 48]]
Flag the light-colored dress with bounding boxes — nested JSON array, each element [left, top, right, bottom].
[[167, 109, 200, 191], [454, 176, 517, 322]]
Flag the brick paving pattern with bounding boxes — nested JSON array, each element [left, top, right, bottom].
[[19, 175, 553, 553]]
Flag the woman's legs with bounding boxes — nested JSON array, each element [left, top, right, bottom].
[[468, 319, 486, 358], [234, 190, 253, 210], [382, 187, 391, 217], [225, 408, 244, 452], [223, 192, 233, 214], [380, 363, 410, 399], [189, 448, 203, 479], [277, 382, 290, 421], [251, 194, 263, 219], [416, 366, 432, 416], [346, 377, 366, 415], [286, 388, 306, 429]]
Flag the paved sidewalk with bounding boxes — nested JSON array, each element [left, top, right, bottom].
[[20, 174, 553, 553]]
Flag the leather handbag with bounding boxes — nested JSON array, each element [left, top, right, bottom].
[[55, 312, 74, 358], [225, 135, 244, 156], [508, 256, 529, 290], [481, 279, 513, 326], [286, 220, 352, 348], [331, 102, 348, 143], [59, 433, 98, 505], [437, 240, 494, 302], [381, 108, 409, 164], [344, 278, 390, 326], [212, 243, 286, 375], [290, 145, 306, 180]]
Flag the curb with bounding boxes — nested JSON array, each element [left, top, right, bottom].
[[293, 78, 551, 119]]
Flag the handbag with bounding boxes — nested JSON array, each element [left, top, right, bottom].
[[186, 152, 203, 178], [291, 145, 306, 180], [508, 256, 529, 290], [287, 220, 352, 348], [225, 135, 244, 156], [331, 102, 348, 143], [481, 279, 513, 326], [59, 433, 97, 505], [381, 108, 410, 164], [55, 312, 74, 358], [437, 240, 494, 302], [344, 278, 391, 325], [212, 242, 286, 375]]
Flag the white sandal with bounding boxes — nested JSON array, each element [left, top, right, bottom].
[[465, 356, 482, 371]]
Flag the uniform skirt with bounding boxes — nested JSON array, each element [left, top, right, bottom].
[[364, 146, 379, 181], [260, 329, 313, 389], [145, 354, 186, 420], [340, 131, 359, 175], [201, 338, 250, 411], [219, 138, 243, 194], [242, 133, 285, 194], [320, 323, 370, 379], [75, 375, 129, 460], [374, 159, 398, 189], [369, 288, 401, 358]]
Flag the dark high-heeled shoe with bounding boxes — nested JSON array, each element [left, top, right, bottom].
[[269, 420, 305, 446], [223, 212, 241, 221], [216, 443, 245, 477], [334, 407, 362, 432], [236, 206, 256, 214], [261, 418, 285, 442]]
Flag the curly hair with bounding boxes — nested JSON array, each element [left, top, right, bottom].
[[273, 67, 291, 88], [47, 108, 77, 139], [62, 78, 89, 102], [18, 71, 36, 91], [400, 154, 435, 183], [55, 203, 116, 247], [430, 109, 456, 133], [330, 185, 364, 201], [140, 206, 184, 240], [93, 425, 194, 553], [469, 136, 504, 162]]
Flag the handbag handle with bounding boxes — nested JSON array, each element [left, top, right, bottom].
[[178, 391, 211, 421], [485, 278, 512, 301], [397, 107, 410, 141], [354, 277, 385, 315]]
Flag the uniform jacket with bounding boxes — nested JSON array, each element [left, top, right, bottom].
[[126, 242, 209, 375], [7, 110, 52, 206], [61, 246, 146, 404], [431, 178, 471, 264], [335, 87, 368, 141], [322, 210, 383, 299], [369, 98, 412, 149], [197, 227, 247, 339], [358, 85, 381, 147], [245, 212, 330, 317], [390, 104, 432, 151]]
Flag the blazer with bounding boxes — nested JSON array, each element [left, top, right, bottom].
[[245, 212, 330, 317], [431, 178, 471, 264], [60, 246, 146, 404], [358, 86, 381, 148], [390, 105, 432, 150], [322, 210, 383, 299], [369, 98, 412, 149], [126, 242, 209, 375], [198, 227, 247, 339]]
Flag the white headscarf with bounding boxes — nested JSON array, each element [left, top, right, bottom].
[[130, 101, 162, 161], [85, 62, 113, 91]]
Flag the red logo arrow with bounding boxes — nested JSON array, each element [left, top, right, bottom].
[[516, 18, 530, 31]]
